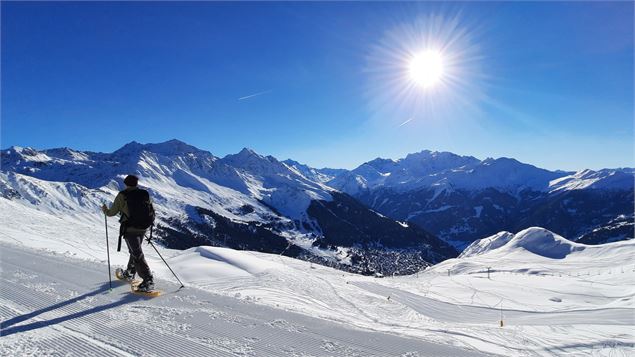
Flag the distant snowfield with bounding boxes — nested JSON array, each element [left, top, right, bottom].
[[1, 199, 634, 356]]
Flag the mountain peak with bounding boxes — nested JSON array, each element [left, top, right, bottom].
[[482, 157, 522, 166], [4, 145, 32, 154], [5, 145, 24, 152], [365, 157, 397, 171], [403, 149, 433, 160], [221, 147, 275, 168], [222, 147, 267, 161], [114, 139, 205, 156], [402, 150, 479, 165], [43, 147, 91, 161], [238, 147, 259, 156], [2, 146, 50, 161]]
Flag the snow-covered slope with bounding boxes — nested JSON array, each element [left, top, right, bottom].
[[458, 231, 514, 258], [2, 243, 476, 357], [218, 148, 334, 221], [0, 159, 290, 229], [1, 204, 632, 356], [577, 214, 634, 245], [549, 168, 635, 192], [460, 227, 591, 260], [282, 159, 346, 184], [504, 227, 586, 258], [428, 227, 635, 304]]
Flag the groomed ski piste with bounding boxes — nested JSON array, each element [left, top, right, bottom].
[[1, 199, 634, 356]]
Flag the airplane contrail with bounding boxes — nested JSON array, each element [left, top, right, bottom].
[[398, 117, 414, 127], [238, 90, 272, 101]]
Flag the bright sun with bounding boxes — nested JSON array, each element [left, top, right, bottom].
[[409, 49, 444, 88]]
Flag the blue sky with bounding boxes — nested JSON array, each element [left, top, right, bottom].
[[2, 2, 633, 171]]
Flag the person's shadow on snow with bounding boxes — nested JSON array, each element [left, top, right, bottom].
[[1, 281, 147, 336]]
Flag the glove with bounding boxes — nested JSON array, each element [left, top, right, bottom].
[[101, 204, 108, 214]]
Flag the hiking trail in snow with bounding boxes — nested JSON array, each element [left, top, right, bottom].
[[0, 243, 483, 357]]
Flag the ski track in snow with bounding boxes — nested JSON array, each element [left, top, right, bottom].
[[0, 243, 484, 357], [1, 200, 633, 356], [352, 282, 633, 326]]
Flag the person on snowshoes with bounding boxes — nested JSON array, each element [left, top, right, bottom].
[[102, 175, 156, 292]]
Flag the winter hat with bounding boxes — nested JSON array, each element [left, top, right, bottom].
[[123, 175, 139, 187]]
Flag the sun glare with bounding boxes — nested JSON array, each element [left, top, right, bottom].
[[409, 50, 444, 88], [365, 13, 485, 127]]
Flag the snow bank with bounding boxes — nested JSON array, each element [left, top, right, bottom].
[[170, 246, 284, 281], [505, 227, 586, 259], [460, 227, 620, 260], [459, 231, 514, 258]]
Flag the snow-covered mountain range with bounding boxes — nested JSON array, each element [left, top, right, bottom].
[[2, 140, 632, 269], [0, 140, 455, 275], [325, 150, 634, 249]]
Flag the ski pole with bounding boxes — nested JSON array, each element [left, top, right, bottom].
[[117, 229, 123, 252], [104, 213, 112, 291], [147, 227, 185, 288]]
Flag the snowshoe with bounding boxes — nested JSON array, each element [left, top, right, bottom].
[[131, 280, 161, 297], [115, 268, 138, 283], [136, 280, 155, 292]]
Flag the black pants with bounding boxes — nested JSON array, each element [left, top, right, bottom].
[[124, 232, 153, 282]]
